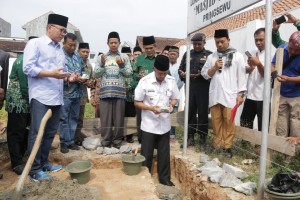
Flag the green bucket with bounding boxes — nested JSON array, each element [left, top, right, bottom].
[[65, 160, 93, 184], [121, 154, 146, 176]]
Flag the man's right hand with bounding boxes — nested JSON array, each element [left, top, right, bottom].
[[138, 73, 144, 80], [285, 13, 298, 24], [214, 59, 223, 71], [150, 106, 161, 114], [52, 67, 69, 79], [179, 70, 186, 79], [101, 54, 107, 66]]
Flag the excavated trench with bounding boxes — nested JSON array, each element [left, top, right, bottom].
[[0, 140, 257, 200]]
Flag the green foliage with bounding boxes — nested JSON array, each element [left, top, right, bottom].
[[84, 103, 95, 118]]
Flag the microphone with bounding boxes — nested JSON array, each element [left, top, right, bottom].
[[218, 53, 222, 73]]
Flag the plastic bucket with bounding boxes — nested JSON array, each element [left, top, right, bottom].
[[121, 154, 145, 176], [264, 180, 300, 200], [65, 160, 93, 184]]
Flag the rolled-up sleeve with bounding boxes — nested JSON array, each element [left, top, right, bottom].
[[23, 40, 42, 77], [134, 79, 145, 102], [201, 55, 213, 80]]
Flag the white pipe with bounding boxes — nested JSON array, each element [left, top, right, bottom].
[[257, 0, 273, 199]]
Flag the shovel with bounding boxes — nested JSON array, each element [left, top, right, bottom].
[[13, 109, 52, 200]]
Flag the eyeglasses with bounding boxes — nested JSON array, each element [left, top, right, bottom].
[[51, 25, 67, 34]]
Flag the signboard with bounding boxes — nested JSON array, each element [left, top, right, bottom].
[[187, 0, 262, 34]]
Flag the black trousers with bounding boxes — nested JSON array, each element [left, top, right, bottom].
[[188, 83, 209, 138], [136, 108, 142, 143], [240, 98, 263, 131], [7, 111, 30, 168], [125, 102, 136, 140], [141, 131, 170, 183]]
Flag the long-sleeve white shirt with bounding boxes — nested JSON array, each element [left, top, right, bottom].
[[201, 51, 247, 108]]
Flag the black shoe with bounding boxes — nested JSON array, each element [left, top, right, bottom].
[[68, 143, 80, 150], [126, 138, 134, 143], [75, 140, 82, 146], [0, 173, 2, 179], [113, 143, 121, 149], [225, 148, 233, 158], [60, 144, 69, 154], [180, 138, 195, 148], [13, 165, 24, 175], [160, 180, 175, 186]]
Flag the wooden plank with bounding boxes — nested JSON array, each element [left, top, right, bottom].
[[83, 111, 185, 129], [269, 48, 284, 135], [235, 126, 295, 156], [267, 48, 284, 165]]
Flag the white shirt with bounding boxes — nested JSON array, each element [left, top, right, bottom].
[[169, 62, 183, 91], [201, 51, 247, 108], [134, 72, 180, 135], [246, 49, 265, 101]]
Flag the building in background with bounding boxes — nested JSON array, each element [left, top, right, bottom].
[[0, 18, 11, 37], [22, 11, 83, 42]]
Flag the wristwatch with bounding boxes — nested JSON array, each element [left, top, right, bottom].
[[238, 92, 245, 98]]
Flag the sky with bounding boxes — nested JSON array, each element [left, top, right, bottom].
[[1, 0, 188, 53], [1, 0, 269, 53]]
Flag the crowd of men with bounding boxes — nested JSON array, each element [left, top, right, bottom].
[[1, 12, 300, 185]]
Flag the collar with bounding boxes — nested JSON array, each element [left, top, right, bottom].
[[107, 51, 121, 56], [149, 72, 166, 84], [43, 35, 61, 48], [143, 53, 157, 59]]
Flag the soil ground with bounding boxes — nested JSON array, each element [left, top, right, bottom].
[[0, 134, 263, 200]]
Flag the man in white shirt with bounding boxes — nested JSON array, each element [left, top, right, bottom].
[[168, 46, 183, 141], [201, 29, 247, 158], [240, 28, 265, 131], [134, 55, 180, 186]]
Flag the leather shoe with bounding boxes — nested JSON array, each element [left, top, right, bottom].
[[13, 165, 24, 175], [126, 138, 134, 143], [160, 180, 175, 186]]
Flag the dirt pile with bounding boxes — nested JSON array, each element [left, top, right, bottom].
[[0, 178, 100, 200]]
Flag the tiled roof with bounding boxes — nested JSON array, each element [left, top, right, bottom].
[[174, 0, 300, 47], [0, 39, 26, 53], [135, 36, 182, 53]]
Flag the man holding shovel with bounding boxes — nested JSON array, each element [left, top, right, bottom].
[[23, 13, 77, 181]]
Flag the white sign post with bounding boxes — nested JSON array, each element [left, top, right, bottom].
[[187, 0, 262, 33]]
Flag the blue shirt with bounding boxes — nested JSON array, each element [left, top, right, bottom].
[[272, 44, 300, 97], [23, 35, 65, 105], [63, 49, 85, 98]]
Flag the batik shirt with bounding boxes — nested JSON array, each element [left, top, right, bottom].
[[63, 49, 86, 99]]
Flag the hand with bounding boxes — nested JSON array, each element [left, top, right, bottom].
[[236, 95, 244, 106], [285, 13, 298, 24], [52, 67, 69, 79], [84, 80, 95, 88], [272, 20, 280, 32], [248, 53, 261, 66], [286, 137, 300, 144], [169, 105, 174, 113], [101, 54, 107, 66], [277, 74, 289, 83], [214, 59, 223, 71], [116, 57, 125, 67], [194, 70, 201, 78], [179, 70, 186, 79], [68, 71, 78, 83], [150, 106, 161, 114]]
